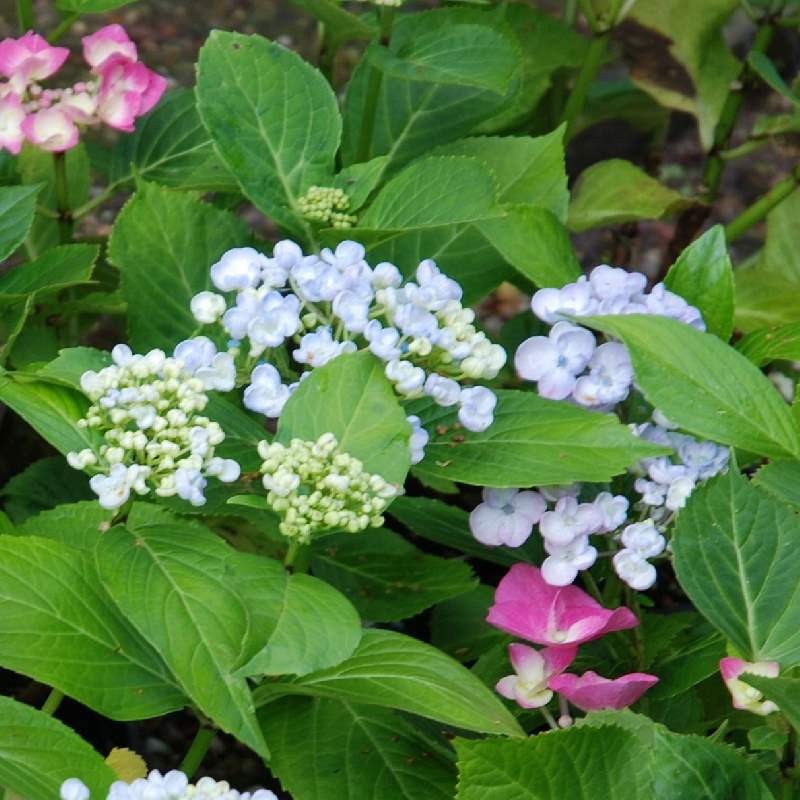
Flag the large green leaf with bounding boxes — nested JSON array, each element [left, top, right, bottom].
[[621, 0, 740, 149], [406, 390, 667, 487], [389, 496, 542, 568], [17, 501, 113, 549], [0, 244, 97, 302], [277, 350, 410, 484], [108, 89, 236, 192], [673, 469, 800, 665], [0, 696, 117, 800], [235, 571, 362, 677], [108, 181, 249, 350], [197, 31, 340, 238], [261, 696, 456, 800], [664, 225, 734, 341], [584, 314, 800, 458], [752, 459, 800, 510], [341, 12, 519, 172], [0, 373, 94, 455], [0, 535, 186, 719], [255, 628, 523, 737], [0, 184, 40, 261], [310, 529, 476, 622], [568, 159, 691, 232], [454, 725, 650, 799], [95, 505, 273, 757], [737, 322, 800, 366]]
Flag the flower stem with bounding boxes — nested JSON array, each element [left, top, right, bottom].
[[178, 724, 216, 779], [52, 152, 73, 244], [561, 31, 608, 140], [48, 13, 79, 45], [355, 7, 395, 164], [41, 688, 64, 716], [702, 22, 775, 201], [540, 706, 558, 730], [16, 0, 34, 32], [724, 164, 800, 242]]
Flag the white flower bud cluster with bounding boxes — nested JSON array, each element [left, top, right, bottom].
[[612, 518, 666, 591], [631, 413, 729, 521], [60, 771, 277, 800], [469, 483, 629, 587], [258, 432, 399, 542], [515, 265, 704, 409], [297, 185, 357, 228], [68, 344, 240, 510], [189, 240, 506, 464]]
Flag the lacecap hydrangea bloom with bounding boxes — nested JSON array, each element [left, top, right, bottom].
[[0, 25, 166, 154], [259, 433, 399, 542], [515, 265, 703, 409], [67, 343, 240, 510], [189, 240, 506, 464], [60, 771, 277, 800]]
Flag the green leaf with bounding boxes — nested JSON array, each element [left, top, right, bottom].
[[17, 501, 113, 550], [108, 89, 236, 192], [0, 696, 117, 800], [205, 394, 267, 472], [664, 225, 734, 341], [737, 323, 800, 367], [568, 159, 691, 232], [752, 459, 800, 510], [95, 505, 271, 757], [255, 628, 524, 737], [56, 0, 136, 11], [0, 244, 97, 303], [389, 496, 542, 568], [0, 373, 94, 455], [334, 156, 390, 211], [406, 390, 668, 487], [478, 206, 581, 290], [0, 456, 93, 522], [622, 0, 740, 149], [748, 52, 800, 107], [431, 584, 507, 662], [35, 346, 111, 387], [741, 675, 800, 731], [0, 184, 40, 261], [0, 535, 186, 719], [261, 696, 456, 800], [583, 314, 800, 458], [108, 181, 249, 350], [673, 469, 800, 664], [341, 12, 519, 172], [431, 129, 569, 219], [309, 529, 476, 622], [235, 572, 362, 677], [277, 350, 410, 484], [454, 725, 651, 799], [197, 31, 340, 238]]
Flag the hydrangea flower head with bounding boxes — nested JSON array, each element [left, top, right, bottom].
[[487, 564, 638, 646]]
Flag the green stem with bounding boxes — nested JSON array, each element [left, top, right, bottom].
[[561, 32, 608, 140], [724, 164, 800, 242], [283, 540, 300, 569], [564, 0, 578, 25], [48, 13, 79, 44], [72, 185, 120, 220], [41, 688, 64, 716], [52, 152, 73, 244], [703, 22, 774, 201], [178, 725, 215, 779], [16, 0, 34, 31], [581, 569, 603, 604], [355, 7, 394, 163], [625, 586, 646, 670], [540, 706, 558, 730]]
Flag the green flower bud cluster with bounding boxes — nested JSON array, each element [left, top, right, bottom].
[[297, 185, 357, 229], [258, 432, 399, 542]]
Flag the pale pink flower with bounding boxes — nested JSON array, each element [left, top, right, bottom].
[[719, 658, 779, 716], [548, 670, 659, 710], [469, 488, 546, 548], [496, 643, 577, 709], [21, 106, 78, 152], [58, 90, 98, 124], [81, 24, 137, 70], [96, 57, 167, 132], [0, 32, 69, 93], [486, 564, 638, 646], [0, 92, 26, 154]]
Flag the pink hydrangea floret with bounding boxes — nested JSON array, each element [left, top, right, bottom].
[[548, 670, 659, 711]]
